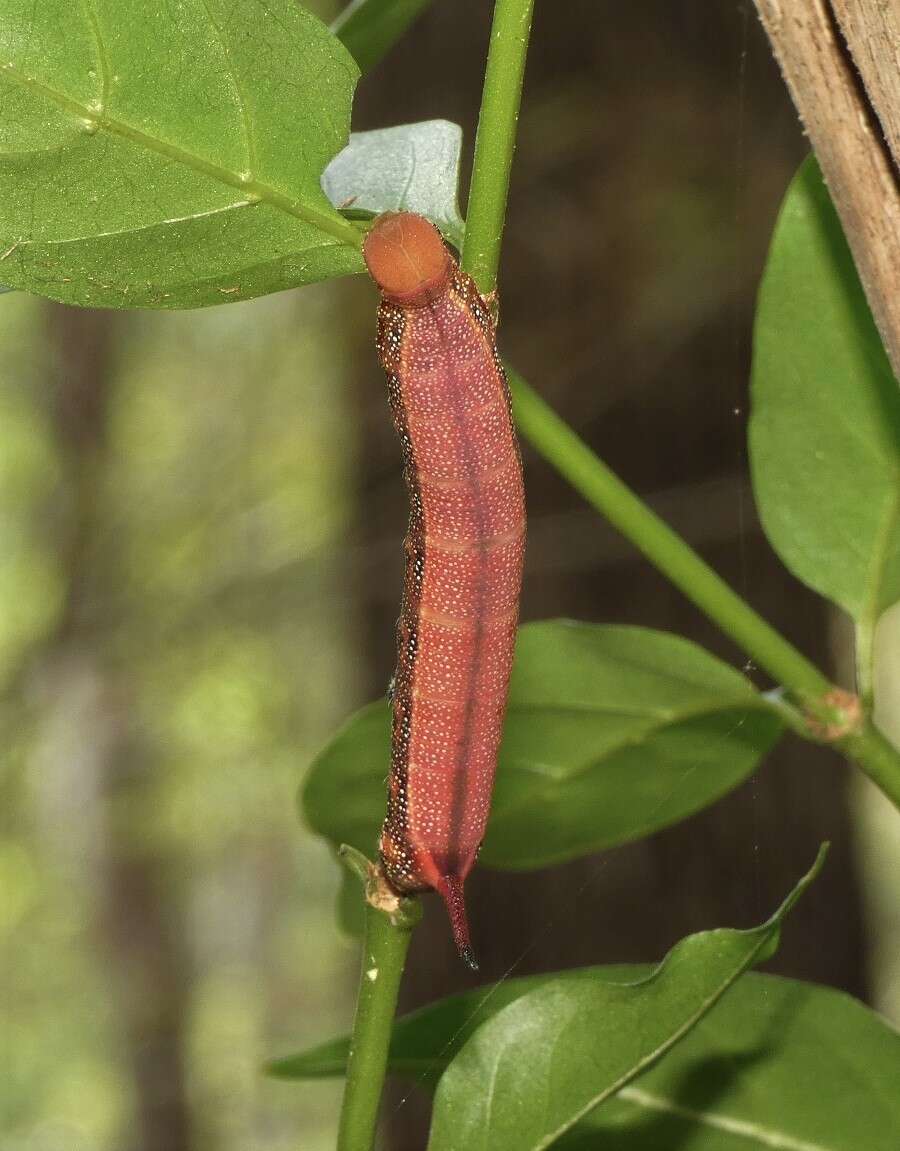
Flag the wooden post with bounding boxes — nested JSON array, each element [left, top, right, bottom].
[[831, 1, 900, 168], [752, 1, 900, 378]]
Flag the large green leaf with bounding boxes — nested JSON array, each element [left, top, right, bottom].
[[301, 621, 782, 869], [555, 966, 900, 1151], [750, 158, 900, 663], [271, 852, 836, 1151], [269, 964, 900, 1151], [426, 849, 823, 1151], [0, 0, 364, 307], [322, 120, 465, 246]]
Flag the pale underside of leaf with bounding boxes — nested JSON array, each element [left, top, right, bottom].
[[322, 120, 466, 245]]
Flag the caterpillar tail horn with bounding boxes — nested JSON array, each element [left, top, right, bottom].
[[436, 875, 478, 971]]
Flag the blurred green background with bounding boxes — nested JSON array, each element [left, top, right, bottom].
[[2, 3, 898, 1150]]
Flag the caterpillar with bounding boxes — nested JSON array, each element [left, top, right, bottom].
[[362, 213, 526, 970]]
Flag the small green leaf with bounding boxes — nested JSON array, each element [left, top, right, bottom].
[[426, 849, 824, 1151], [336, 861, 366, 939], [332, 0, 434, 75], [301, 621, 782, 870], [0, 0, 364, 308], [750, 158, 900, 661], [322, 120, 466, 246]]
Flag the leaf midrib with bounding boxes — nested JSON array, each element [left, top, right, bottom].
[[617, 1086, 837, 1151], [271, 1054, 846, 1151], [534, 851, 829, 1150], [498, 695, 774, 786], [505, 693, 754, 722], [0, 61, 361, 249], [427, 919, 782, 1151], [532, 929, 779, 1150]]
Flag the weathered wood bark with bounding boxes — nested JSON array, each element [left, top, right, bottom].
[[752, 0, 900, 376], [831, 1, 900, 168]]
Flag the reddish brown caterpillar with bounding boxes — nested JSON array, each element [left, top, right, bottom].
[[362, 213, 526, 969]]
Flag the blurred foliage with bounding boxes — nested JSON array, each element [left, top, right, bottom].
[[0, 283, 363, 1150]]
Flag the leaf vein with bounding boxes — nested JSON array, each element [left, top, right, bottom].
[[195, 0, 256, 176], [617, 1086, 837, 1151], [80, 0, 110, 109], [501, 699, 771, 785], [534, 926, 780, 1150], [0, 60, 359, 249]]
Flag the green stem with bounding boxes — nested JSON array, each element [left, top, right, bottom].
[[461, 0, 536, 293], [336, 860, 421, 1151], [331, 0, 434, 74], [508, 368, 830, 702], [506, 366, 900, 809], [841, 721, 900, 807]]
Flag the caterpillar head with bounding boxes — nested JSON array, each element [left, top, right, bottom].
[[363, 212, 453, 307]]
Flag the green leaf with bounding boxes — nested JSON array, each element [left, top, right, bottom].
[[554, 972, 900, 1151], [426, 848, 824, 1151], [322, 120, 466, 247], [488, 622, 782, 867], [269, 962, 900, 1151], [303, 701, 388, 864], [0, 0, 364, 308], [271, 854, 848, 1150], [267, 965, 644, 1081], [332, 0, 434, 75], [301, 621, 782, 871], [750, 158, 900, 654]]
